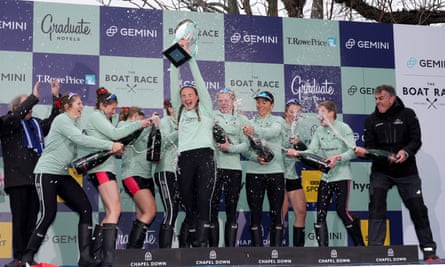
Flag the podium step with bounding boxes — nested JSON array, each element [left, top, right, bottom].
[[115, 245, 422, 266]]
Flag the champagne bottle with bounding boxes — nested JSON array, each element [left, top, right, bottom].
[[298, 152, 330, 173], [147, 126, 162, 162], [364, 149, 398, 164], [70, 150, 113, 175], [248, 134, 274, 162], [213, 123, 231, 144], [117, 129, 143, 146], [293, 141, 308, 151]]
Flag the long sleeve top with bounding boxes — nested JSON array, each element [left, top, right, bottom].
[[244, 114, 285, 174], [214, 110, 250, 170], [170, 58, 214, 153], [34, 113, 113, 175], [154, 116, 178, 173], [305, 120, 356, 183], [85, 109, 141, 174], [119, 120, 153, 179]]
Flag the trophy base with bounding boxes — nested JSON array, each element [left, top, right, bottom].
[[162, 42, 191, 67]]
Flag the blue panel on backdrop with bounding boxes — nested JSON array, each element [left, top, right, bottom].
[[339, 21, 394, 68], [0, 0, 33, 52], [224, 14, 283, 64]]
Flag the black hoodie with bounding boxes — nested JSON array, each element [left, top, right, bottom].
[[363, 96, 421, 177]]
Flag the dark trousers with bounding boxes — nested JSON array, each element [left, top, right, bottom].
[[154, 171, 180, 227], [368, 172, 436, 248], [177, 148, 216, 224], [7, 186, 39, 260], [246, 173, 284, 226], [316, 180, 354, 225], [33, 173, 92, 237], [210, 169, 242, 225]]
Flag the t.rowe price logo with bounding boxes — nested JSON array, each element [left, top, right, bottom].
[[40, 14, 91, 41], [406, 57, 445, 69], [344, 38, 390, 50], [230, 32, 278, 44], [287, 37, 336, 47], [105, 25, 158, 38]]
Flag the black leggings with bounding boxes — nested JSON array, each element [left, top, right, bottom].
[[34, 173, 92, 236], [177, 148, 216, 224], [246, 173, 284, 226], [154, 171, 180, 227], [211, 168, 242, 225], [316, 180, 354, 225]]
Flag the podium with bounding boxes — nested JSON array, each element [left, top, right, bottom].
[[115, 245, 419, 266]]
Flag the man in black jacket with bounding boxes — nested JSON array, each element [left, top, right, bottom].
[[0, 80, 60, 267], [355, 84, 441, 262]]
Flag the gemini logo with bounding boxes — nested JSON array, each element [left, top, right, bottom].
[[105, 25, 158, 38], [345, 38, 390, 50], [406, 57, 417, 68], [230, 32, 278, 44]]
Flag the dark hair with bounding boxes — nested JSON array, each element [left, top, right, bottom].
[[60, 92, 80, 112], [318, 100, 337, 120], [177, 85, 201, 128], [285, 98, 301, 112], [95, 87, 118, 109], [119, 106, 144, 121], [375, 84, 396, 97]]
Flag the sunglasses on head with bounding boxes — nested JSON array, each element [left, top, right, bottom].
[[106, 94, 117, 101], [286, 98, 300, 105]]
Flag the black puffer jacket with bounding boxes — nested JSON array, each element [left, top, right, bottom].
[[0, 95, 60, 192], [363, 96, 421, 177]]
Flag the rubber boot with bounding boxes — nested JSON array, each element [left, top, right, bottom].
[[250, 225, 263, 247], [91, 224, 103, 266], [314, 223, 328, 247], [346, 220, 364, 246], [178, 222, 189, 248], [209, 222, 219, 247], [293, 226, 305, 247], [158, 224, 174, 248], [194, 221, 210, 247], [101, 223, 117, 267], [126, 220, 148, 249], [20, 233, 44, 267], [269, 225, 283, 247], [78, 224, 93, 267], [224, 223, 238, 247]]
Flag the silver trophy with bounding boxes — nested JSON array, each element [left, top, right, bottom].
[[163, 19, 199, 67]]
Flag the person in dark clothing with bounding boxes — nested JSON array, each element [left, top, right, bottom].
[[0, 80, 60, 267], [355, 84, 441, 262]]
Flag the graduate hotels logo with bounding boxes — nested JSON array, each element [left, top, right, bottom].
[[40, 14, 92, 41]]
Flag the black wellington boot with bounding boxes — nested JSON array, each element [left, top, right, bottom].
[[269, 225, 283, 247], [78, 224, 93, 267], [209, 222, 219, 247], [101, 223, 117, 267], [126, 220, 148, 249], [224, 223, 238, 247], [194, 221, 210, 247], [250, 225, 263, 247], [346, 220, 364, 246], [20, 233, 44, 267], [178, 222, 189, 248], [293, 226, 305, 247], [158, 224, 174, 248], [91, 224, 103, 267], [314, 223, 328, 247]]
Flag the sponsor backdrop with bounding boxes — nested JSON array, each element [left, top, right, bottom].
[[0, 0, 444, 265]]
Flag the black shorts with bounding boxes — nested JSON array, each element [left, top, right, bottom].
[[89, 172, 116, 187], [285, 178, 303, 192], [122, 176, 155, 197]]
